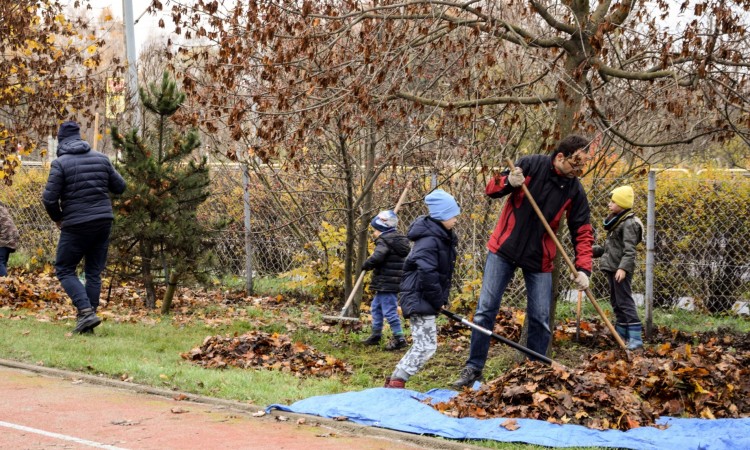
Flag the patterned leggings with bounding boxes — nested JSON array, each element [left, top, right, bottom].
[[392, 315, 437, 381]]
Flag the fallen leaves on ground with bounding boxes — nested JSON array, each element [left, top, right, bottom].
[[0, 273, 310, 330], [182, 330, 352, 378], [439, 307, 524, 342], [433, 329, 750, 430]]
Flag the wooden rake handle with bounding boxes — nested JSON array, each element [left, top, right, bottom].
[[343, 182, 412, 314], [505, 158, 627, 351], [393, 181, 411, 213], [340, 270, 366, 315]]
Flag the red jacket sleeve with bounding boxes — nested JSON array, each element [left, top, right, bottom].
[[567, 185, 594, 275]]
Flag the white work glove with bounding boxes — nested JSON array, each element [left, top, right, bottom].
[[508, 167, 524, 187], [572, 271, 589, 291]]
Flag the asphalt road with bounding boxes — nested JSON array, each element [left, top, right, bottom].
[[0, 361, 479, 450]]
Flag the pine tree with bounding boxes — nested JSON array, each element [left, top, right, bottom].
[[111, 72, 221, 312]]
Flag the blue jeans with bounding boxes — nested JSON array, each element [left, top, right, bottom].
[[55, 221, 112, 311], [0, 247, 11, 276], [370, 292, 403, 335], [466, 251, 553, 370]]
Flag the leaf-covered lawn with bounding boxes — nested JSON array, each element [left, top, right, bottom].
[[1, 271, 748, 432]]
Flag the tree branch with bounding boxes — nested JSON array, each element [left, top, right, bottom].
[[389, 91, 557, 108], [528, 0, 576, 34]]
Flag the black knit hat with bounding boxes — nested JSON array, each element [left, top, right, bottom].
[[57, 121, 81, 142]]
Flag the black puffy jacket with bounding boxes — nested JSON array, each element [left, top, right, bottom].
[[399, 216, 458, 318], [362, 230, 411, 293], [42, 138, 126, 228]]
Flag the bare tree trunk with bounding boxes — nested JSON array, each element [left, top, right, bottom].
[[141, 241, 156, 309], [350, 124, 377, 316], [160, 270, 179, 314], [555, 53, 588, 141], [339, 131, 356, 306]]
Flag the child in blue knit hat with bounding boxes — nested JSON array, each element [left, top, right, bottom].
[[384, 189, 460, 388], [361, 210, 411, 350]]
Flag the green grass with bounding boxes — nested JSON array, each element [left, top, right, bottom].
[[7, 250, 34, 269], [219, 275, 314, 297], [0, 308, 364, 406]]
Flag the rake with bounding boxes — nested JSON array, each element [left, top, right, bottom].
[[321, 183, 411, 324], [440, 309, 566, 368], [505, 157, 627, 350]]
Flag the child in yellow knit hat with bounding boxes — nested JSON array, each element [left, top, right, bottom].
[[593, 185, 645, 349]]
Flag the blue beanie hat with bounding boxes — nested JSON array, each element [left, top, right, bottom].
[[370, 210, 398, 232], [57, 121, 81, 142], [425, 189, 460, 221]]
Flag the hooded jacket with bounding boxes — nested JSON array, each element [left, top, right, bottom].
[[362, 230, 411, 293], [42, 129, 126, 228], [486, 154, 594, 275], [398, 216, 458, 318], [0, 203, 19, 250], [593, 212, 644, 274]]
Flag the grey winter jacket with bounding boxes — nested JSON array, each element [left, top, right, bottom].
[[42, 138, 126, 228], [593, 213, 643, 274]]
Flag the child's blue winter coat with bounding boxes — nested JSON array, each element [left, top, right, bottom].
[[399, 215, 458, 318]]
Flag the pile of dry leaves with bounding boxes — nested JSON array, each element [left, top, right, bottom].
[[440, 307, 524, 342], [0, 274, 65, 309], [182, 331, 352, 377], [434, 329, 750, 430]]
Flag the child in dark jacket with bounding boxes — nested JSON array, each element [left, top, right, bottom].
[[0, 201, 19, 277], [384, 189, 460, 389], [593, 185, 644, 350], [361, 210, 411, 350]]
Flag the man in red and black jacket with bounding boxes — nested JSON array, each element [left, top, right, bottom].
[[452, 135, 594, 389]]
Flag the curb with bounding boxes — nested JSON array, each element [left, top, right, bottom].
[[0, 358, 482, 450]]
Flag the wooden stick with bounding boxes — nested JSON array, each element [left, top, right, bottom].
[[339, 270, 366, 316], [505, 158, 627, 350], [92, 112, 99, 150], [393, 181, 411, 213], [576, 289, 583, 342]]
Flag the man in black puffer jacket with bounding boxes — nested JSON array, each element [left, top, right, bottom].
[[360, 210, 411, 350], [42, 121, 126, 334]]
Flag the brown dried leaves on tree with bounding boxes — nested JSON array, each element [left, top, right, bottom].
[[182, 331, 352, 378], [1, 2, 121, 183]]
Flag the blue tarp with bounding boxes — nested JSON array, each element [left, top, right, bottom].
[[269, 387, 750, 449]]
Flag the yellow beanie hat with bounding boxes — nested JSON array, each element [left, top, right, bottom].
[[611, 186, 634, 209]]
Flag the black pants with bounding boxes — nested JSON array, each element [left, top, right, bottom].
[[55, 220, 112, 311], [605, 270, 641, 325]]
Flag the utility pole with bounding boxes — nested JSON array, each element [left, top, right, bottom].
[[122, 0, 140, 129]]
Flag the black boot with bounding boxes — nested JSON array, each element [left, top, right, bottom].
[[361, 333, 382, 345], [384, 335, 407, 351], [73, 308, 101, 334], [451, 366, 483, 389]]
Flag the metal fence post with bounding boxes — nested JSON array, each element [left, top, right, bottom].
[[644, 170, 656, 338], [243, 165, 253, 295]]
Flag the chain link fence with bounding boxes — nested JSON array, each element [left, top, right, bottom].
[[4, 162, 749, 322]]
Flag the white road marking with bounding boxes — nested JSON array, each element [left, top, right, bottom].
[[0, 420, 129, 449]]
